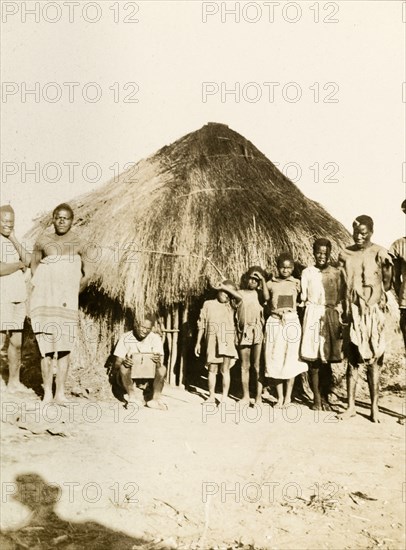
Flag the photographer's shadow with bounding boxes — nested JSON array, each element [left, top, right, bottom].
[[0, 473, 150, 549]]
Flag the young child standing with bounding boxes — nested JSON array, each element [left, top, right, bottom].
[[264, 253, 307, 408], [300, 238, 343, 410], [224, 266, 269, 405], [195, 280, 239, 403]]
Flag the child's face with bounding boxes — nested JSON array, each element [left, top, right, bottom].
[[247, 276, 260, 290], [314, 245, 330, 268], [278, 260, 294, 279], [217, 290, 230, 303]]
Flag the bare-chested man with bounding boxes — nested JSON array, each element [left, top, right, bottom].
[[339, 215, 393, 422], [113, 314, 168, 410], [0, 205, 31, 392], [30, 203, 89, 403]]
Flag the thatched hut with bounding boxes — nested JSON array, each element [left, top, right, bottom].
[[26, 122, 351, 393]]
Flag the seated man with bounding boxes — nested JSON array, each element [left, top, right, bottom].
[[113, 314, 167, 410]]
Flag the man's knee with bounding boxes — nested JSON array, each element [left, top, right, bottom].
[[155, 365, 167, 380], [9, 331, 22, 348], [119, 364, 131, 381]]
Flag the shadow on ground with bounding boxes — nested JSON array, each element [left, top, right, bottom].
[[0, 473, 153, 550]]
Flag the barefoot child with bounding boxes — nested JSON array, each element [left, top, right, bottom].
[[195, 280, 239, 403], [226, 266, 269, 405], [264, 253, 307, 407], [300, 239, 343, 410]]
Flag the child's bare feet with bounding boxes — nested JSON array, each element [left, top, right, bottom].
[[238, 397, 251, 407], [339, 407, 356, 420]]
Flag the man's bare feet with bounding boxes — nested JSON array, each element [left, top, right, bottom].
[[339, 407, 356, 420], [146, 399, 168, 411], [54, 391, 69, 403], [321, 399, 332, 411], [205, 395, 216, 404], [42, 391, 53, 404], [311, 403, 322, 411], [282, 400, 291, 408], [7, 382, 31, 394], [274, 399, 284, 409], [370, 407, 380, 423], [126, 391, 142, 405]]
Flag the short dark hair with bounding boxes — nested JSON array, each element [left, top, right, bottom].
[[353, 214, 373, 232], [246, 265, 266, 279], [143, 312, 157, 325], [401, 199, 406, 211], [276, 252, 294, 267], [52, 203, 74, 219], [0, 205, 14, 215], [313, 238, 332, 254]]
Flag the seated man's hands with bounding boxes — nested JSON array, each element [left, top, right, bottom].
[[123, 356, 134, 369], [151, 353, 161, 365]]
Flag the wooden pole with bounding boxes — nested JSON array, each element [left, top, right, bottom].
[[166, 309, 173, 385], [179, 304, 189, 388], [171, 305, 180, 386]]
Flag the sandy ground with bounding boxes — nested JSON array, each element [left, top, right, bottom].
[[0, 382, 405, 550]]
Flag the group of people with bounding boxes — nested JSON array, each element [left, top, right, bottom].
[[0, 203, 89, 403], [195, 208, 404, 423], [0, 201, 405, 421]]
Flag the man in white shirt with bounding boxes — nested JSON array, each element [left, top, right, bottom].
[[113, 314, 167, 410], [0, 205, 31, 392]]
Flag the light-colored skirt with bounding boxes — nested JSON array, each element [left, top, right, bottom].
[[30, 255, 82, 356], [0, 301, 26, 331], [300, 304, 342, 363], [264, 312, 308, 379]]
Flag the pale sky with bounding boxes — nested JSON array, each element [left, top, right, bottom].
[[1, 0, 405, 248]]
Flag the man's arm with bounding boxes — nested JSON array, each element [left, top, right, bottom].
[[382, 262, 393, 292], [392, 258, 402, 298]]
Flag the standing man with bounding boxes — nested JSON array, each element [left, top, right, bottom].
[[389, 200, 406, 348], [30, 204, 89, 403], [339, 215, 393, 423], [114, 314, 167, 410], [0, 205, 31, 392]]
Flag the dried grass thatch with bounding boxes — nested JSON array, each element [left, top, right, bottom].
[[25, 123, 353, 391], [28, 122, 350, 313]]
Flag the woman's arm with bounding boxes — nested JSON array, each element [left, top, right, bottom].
[[30, 240, 44, 275], [8, 231, 32, 267], [0, 261, 26, 276]]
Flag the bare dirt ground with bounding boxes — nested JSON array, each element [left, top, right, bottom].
[[1, 306, 405, 550], [0, 378, 405, 550]]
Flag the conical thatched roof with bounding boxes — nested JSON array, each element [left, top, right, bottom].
[[28, 123, 350, 311]]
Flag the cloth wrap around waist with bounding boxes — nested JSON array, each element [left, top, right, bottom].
[[30, 255, 82, 356]]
